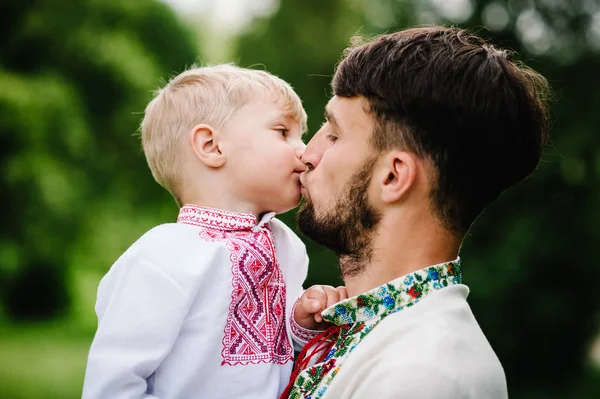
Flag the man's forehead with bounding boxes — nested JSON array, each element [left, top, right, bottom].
[[325, 96, 371, 130], [325, 96, 342, 114]]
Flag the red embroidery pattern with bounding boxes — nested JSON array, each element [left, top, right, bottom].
[[177, 204, 293, 366], [201, 228, 293, 366], [178, 204, 256, 231]]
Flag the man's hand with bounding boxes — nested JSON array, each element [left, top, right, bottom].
[[294, 285, 348, 330]]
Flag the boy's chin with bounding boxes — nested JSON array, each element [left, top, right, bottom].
[[268, 197, 302, 215]]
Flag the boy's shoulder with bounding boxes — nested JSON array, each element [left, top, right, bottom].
[[106, 223, 229, 283], [126, 218, 306, 265], [268, 217, 306, 250], [134, 222, 197, 248], [127, 222, 223, 263], [267, 218, 308, 284]]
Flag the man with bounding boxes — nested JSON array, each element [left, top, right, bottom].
[[282, 26, 551, 399]]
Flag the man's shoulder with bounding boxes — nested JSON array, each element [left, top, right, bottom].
[[370, 286, 499, 360], [345, 286, 506, 395]]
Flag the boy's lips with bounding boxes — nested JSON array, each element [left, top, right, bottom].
[[299, 174, 309, 198], [299, 174, 306, 189]]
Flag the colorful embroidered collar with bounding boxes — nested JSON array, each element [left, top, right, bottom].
[[177, 204, 273, 231], [321, 259, 462, 326]]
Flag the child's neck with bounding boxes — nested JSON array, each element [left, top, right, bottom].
[[181, 195, 264, 220]]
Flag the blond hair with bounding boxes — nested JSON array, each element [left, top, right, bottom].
[[140, 64, 307, 202]]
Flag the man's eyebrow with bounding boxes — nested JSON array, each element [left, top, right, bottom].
[[324, 107, 340, 131]]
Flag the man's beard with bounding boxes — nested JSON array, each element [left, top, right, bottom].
[[297, 157, 381, 278]]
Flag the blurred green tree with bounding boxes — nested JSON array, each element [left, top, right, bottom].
[[0, 0, 199, 320], [236, 0, 600, 397]]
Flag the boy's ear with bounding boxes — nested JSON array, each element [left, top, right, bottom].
[[188, 124, 225, 168], [379, 151, 418, 204]]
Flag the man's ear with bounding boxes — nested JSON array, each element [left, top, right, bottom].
[[188, 124, 225, 168], [379, 151, 418, 204]]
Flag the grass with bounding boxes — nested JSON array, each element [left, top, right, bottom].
[[0, 268, 100, 399], [0, 321, 93, 399]]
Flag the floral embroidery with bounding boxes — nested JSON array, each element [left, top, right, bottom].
[[286, 259, 462, 399], [178, 205, 293, 366], [324, 260, 462, 325]]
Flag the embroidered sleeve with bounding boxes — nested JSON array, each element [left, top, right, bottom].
[[290, 298, 324, 349]]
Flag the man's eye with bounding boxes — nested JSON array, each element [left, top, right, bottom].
[[326, 134, 338, 142]]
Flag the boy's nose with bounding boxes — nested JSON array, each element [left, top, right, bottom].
[[294, 141, 306, 159]]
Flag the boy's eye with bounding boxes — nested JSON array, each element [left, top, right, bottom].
[[276, 128, 288, 137]]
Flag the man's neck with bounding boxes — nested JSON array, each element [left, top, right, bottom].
[[341, 213, 462, 298]]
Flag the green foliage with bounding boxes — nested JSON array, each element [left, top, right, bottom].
[[0, 0, 199, 319], [0, 0, 599, 397]]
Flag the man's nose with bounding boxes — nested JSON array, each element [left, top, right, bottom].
[[300, 133, 323, 170]]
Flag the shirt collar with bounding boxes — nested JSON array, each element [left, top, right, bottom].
[[177, 204, 274, 231], [322, 258, 463, 325]]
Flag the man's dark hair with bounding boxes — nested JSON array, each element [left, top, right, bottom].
[[332, 26, 551, 234]]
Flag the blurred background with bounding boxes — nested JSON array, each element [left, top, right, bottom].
[[0, 0, 599, 397]]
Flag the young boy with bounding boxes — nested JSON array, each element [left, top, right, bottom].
[[82, 64, 344, 399]]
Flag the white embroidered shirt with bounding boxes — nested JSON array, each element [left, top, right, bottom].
[[83, 205, 316, 399], [285, 259, 508, 399]]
